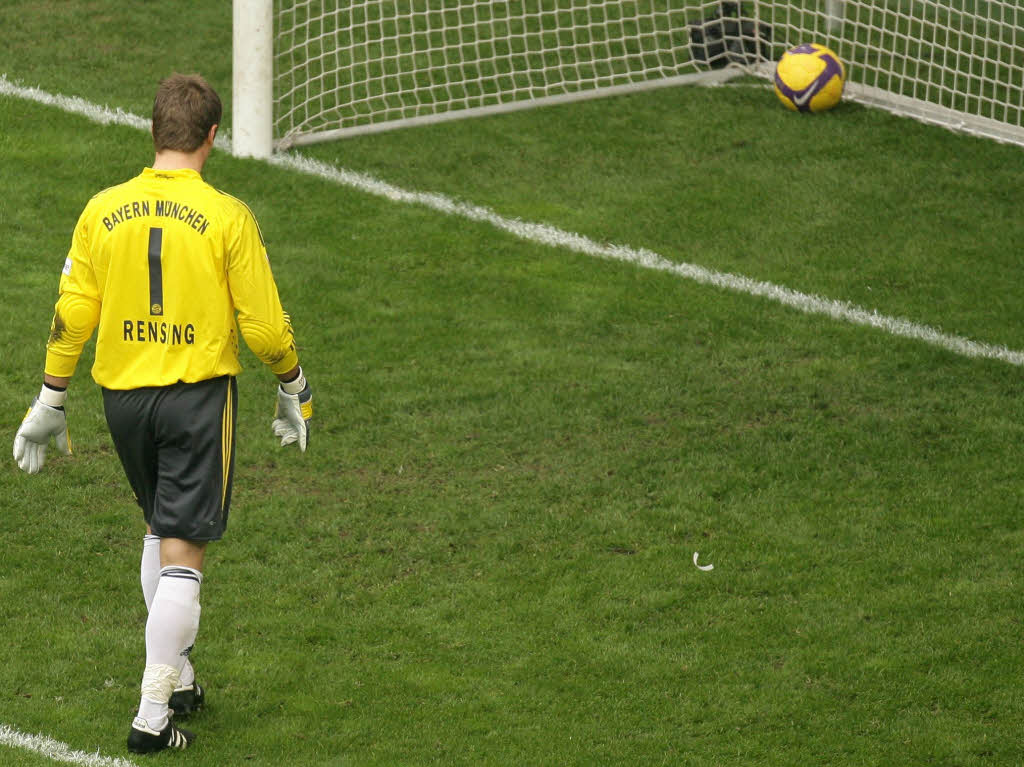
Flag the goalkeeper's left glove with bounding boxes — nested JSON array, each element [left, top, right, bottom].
[[13, 385, 72, 474], [272, 368, 312, 452]]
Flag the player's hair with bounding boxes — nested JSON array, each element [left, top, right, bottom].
[[152, 74, 222, 153]]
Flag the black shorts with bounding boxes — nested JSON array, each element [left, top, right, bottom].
[[102, 376, 238, 541]]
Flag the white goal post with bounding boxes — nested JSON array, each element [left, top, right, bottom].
[[232, 1, 1024, 157], [233, 0, 274, 158]]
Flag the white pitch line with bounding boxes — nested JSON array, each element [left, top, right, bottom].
[[0, 75, 149, 133], [3, 72, 1023, 368], [273, 152, 1024, 367], [0, 724, 137, 767]]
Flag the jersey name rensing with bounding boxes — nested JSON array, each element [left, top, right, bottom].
[[46, 167, 298, 389]]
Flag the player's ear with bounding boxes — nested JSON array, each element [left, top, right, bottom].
[[206, 124, 218, 146]]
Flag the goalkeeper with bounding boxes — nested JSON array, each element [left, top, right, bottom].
[[12, 73, 312, 754]]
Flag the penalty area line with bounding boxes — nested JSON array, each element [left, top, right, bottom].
[[0, 724, 137, 767], [3, 73, 1024, 368]]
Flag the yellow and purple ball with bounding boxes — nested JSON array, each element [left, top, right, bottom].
[[773, 43, 846, 113]]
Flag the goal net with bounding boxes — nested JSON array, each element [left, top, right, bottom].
[[232, 1, 1024, 155], [763, 0, 1024, 146]]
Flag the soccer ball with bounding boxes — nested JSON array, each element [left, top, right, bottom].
[[773, 43, 845, 113]]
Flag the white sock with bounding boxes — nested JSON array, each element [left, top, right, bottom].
[[140, 535, 161, 610], [178, 657, 196, 689], [141, 537, 196, 688], [136, 566, 202, 730]]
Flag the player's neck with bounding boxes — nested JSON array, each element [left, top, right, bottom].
[[152, 148, 208, 174]]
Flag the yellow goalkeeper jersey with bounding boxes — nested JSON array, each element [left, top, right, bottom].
[[45, 167, 299, 390]]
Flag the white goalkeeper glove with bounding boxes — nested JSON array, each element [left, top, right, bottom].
[[272, 368, 312, 452], [14, 385, 72, 474]]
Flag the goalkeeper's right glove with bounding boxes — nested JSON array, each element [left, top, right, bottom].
[[13, 386, 72, 474], [272, 368, 312, 452]]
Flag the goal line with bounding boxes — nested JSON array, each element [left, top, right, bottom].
[[3, 73, 1023, 368]]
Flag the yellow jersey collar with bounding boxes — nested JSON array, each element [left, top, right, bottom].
[[141, 167, 203, 182]]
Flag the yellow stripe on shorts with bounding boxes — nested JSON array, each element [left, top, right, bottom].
[[221, 380, 233, 510]]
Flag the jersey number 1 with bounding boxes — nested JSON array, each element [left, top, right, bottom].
[[148, 227, 164, 316]]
